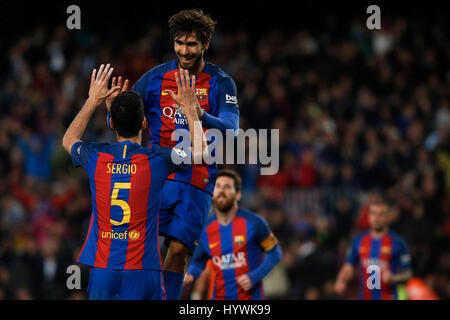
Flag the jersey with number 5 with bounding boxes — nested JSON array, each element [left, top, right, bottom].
[[71, 140, 187, 270]]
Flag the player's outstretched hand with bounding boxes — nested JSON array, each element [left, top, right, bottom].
[[106, 76, 129, 111], [237, 274, 252, 291], [88, 64, 121, 106], [165, 69, 198, 117]]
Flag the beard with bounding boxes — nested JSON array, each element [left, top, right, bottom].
[[213, 194, 235, 213], [178, 52, 202, 71], [372, 225, 386, 233]]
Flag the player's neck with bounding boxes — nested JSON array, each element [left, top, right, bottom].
[[370, 228, 388, 238], [117, 135, 140, 145], [179, 59, 205, 77], [216, 203, 239, 226]]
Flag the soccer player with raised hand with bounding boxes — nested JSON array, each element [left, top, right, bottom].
[[62, 64, 207, 299], [126, 9, 240, 300]]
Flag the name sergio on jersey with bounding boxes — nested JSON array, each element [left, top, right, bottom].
[[212, 252, 247, 270], [106, 163, 137, 175]]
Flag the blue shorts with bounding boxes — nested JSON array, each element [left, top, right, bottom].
[[87, 268, 165, 300], [159, 180, 212, 253]]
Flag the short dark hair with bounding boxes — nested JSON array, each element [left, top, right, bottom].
[[168, 9, 217, 45], [110, 91, 144, 138], [217, 169, 242, 192]]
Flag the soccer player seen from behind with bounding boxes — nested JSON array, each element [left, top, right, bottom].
[[62, 64, 207, 299], [115, 9, 240, 300], [184, 169, 282, 300], [334, 199, 413, 300]]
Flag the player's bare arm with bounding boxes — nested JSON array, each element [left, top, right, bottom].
[[62, 64, 120, 155], [382, 269, 413, 284], [334, 262, 354, 295], [165, 68, 208, 163]]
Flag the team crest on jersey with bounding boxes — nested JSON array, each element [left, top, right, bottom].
[[196, 88, 208, 102], [234, 235, 245, 246], [381, 246, 391, 254]]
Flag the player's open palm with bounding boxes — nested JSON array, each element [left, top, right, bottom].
[[165, 68, 198, 116], [88, 64, 120, 106], [106, 76, 129, 111]]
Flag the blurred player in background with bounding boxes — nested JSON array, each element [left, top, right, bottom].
[[334, 198, 413, 300], [184, 169, 282, 300], [123, 9, 240, 300], [63, 64, 207, 299]]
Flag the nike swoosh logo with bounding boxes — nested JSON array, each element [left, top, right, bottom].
[[161, 91, 169, 96], [209, 242, 219, 249]]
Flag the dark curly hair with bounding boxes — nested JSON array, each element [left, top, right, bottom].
[[168, 9, 217, 45]]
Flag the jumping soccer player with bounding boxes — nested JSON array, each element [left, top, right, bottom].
[[62, 64, 206, 299], [113, 9, 240, 300], [184, 169, 282, 300], [334, 199, 413, 300]]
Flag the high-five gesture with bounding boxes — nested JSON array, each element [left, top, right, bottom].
[[106, 76, 130, 111], [88, 64, 120, 106], [63, 64, 122, 155], [164, 69, 198, 117], [165, 68, 207, 164]]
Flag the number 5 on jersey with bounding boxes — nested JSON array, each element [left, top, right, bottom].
[[110, 182, 131, 226]]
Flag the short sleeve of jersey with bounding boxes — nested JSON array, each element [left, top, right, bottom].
[[70, 141, 97, 169], [217, 77, 240, 115], [345, 237, 360, 266], [252, 215, 279, 252], [151, 145, 190, 175], [395, 237, 412, 272]]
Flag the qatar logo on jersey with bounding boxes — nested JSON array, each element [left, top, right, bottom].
[[362, 258, 388, 269], [212, 252, 247, 270], [162, 106, 187, 125]]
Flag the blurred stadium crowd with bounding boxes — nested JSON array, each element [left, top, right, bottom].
[[0, 8, 449, 300]]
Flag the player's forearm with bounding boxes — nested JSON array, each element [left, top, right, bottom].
[[391, 270, 412, 283], [62, 98, 98, 154], [337, 263, 354, 283], [184, 103, 207, 163], [200, 111, 239, 134], [248, 244, 282, 286]]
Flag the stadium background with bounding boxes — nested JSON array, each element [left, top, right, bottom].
[[0, 1, 448, 299]]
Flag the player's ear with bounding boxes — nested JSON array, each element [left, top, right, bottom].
[[203, 40, 210, 51], [236, 191, 242, 202], [141, 117, 147, 129]]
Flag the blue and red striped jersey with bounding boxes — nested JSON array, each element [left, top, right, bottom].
[[187, 208, 279, 300], [346, 231, 412, 300], [71, 140, 187, 270], [133, 60, 239, 195]]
